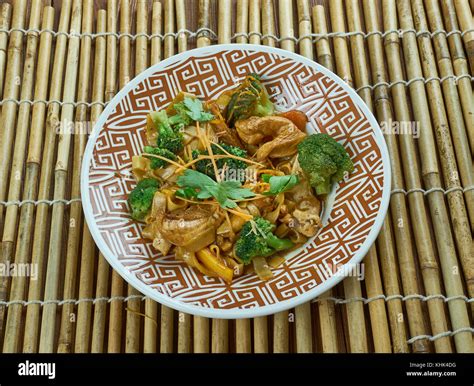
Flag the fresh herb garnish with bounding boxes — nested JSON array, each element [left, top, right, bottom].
[[262, 174, 299, 195], [175, 187, 199, 199], [177, 169, 255, 209], [173, 97, 214, 123]]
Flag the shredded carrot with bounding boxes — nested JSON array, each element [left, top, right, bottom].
[[196, 121, 221, 182], [225, 208, 253, 221], [223, 210, 235, 236]]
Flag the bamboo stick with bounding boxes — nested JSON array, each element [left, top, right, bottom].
[[328, 0, 368, 353], [235, 319, 251, 353], [311, 5, 339, 353], [262, 0, 276, 47], [236, 0, 249, 44], [71, 0, 99, 354], [454, 0, 474, 72], [178, 313, 192, 353], [273, 312, 289, 353], [106, 174, 125, 337], [278, 0, 295, 52], [345, 0, 372, 109], [2, 3, 53, 353], [397, 0, 474, 317], [0, 0, 26, 245], [212, 319, 229, 353], [91, 1, 119, 354], [194, 316, 209, 353], [176, 0, 187, 52], [150, 1, 162, 64], [197, 0, 211, 48], [329, 2, 352, 87], [348, 0, 430, 354], [136, 0, 149, 73], [164, 0, 174, 58], [440, 0, 474, 151], [253, 317, 268, 353], [383, 0, 473, 353], [22, 0, 72, 354], [142, 1, 163, 355], [90, 254, 109, 353], [297, 0, 313, 61], [121, 0, 142, 354], [376, 221, 410, 352], [363, 0, 452, 353], [249, 0, 261, 45], [0, 3, 11, 98], [218, 0, 232, 44], [312, 5, 332, 71], [292, 0, 314, 354], [160, 305, 174, 352], [38, 0, 82, 353], [105, 0, 118, 102]]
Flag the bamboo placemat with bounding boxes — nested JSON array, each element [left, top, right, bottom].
[[0, 0, 472, 354]]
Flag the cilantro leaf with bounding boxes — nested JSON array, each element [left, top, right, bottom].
[[220, 181, 256, 200], [177, 169, 217, 190], [175, 187, 198, 199], [182, 97, 214, 122], [177, 169, 255, 209], [262, 174, 299, 195]]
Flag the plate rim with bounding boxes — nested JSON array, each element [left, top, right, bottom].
[[81, 43, 392, 319]]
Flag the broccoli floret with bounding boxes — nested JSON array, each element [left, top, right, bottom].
[[235, 217, 293, 265], [193, 143, 248, 181], [143, 146, 177, 169], [150, 110, 184, 154], [297, 133, 354, 195], [128, 178, 160, 220], [226, 73, 275, 126]]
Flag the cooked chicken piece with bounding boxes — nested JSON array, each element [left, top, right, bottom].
[[235, 116, 306, 161], [159, 205, 223, 252], [142, 192, 173, 255], [152, 230, 173, 255], [286, 179, 322, 237]]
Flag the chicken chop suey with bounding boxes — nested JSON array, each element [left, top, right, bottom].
[[128, 73, 354, 283]]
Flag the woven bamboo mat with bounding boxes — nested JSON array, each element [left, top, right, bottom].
[[0, 0, 473, 354]]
